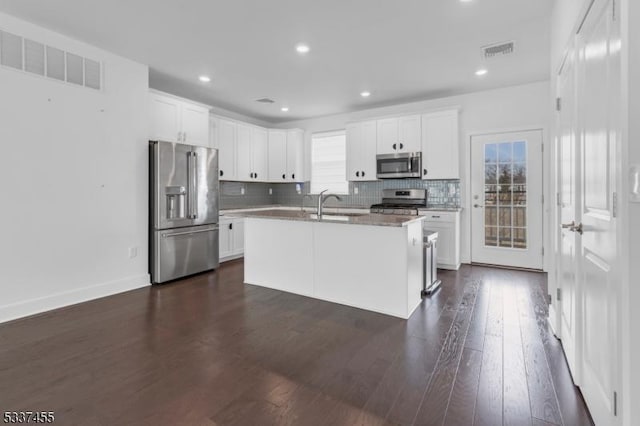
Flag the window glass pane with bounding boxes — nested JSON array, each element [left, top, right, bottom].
[[485, 144, 497, 163], [498, 143, 512, 163], [483, 140, 528, 250], [310, 132, 349, 195], [499, 228, 512, 248], [485, 226, 497, 247]]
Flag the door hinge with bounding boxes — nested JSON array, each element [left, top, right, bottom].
[[556, 97, 562, 111], [612, 0, 616, 21], [547, 294, 552, 305], [541, 247, 545, 256], [614, 391, 618, 416], [557, 288, 562, 301], [557, 192, 561, 206], [541, 143, 544, 153], [541, 194, 544, 204], [613, 192, 618, 218]]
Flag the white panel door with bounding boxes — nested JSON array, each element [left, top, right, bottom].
[[376, 118, 399, 154], [181, 103, 210, 147], [398, 114, 421, 152], [577, 0, 619, 422], [251, 127, 268, 181], [236, 123, 253, 181], [218, 119, 236, 181], [286, 129, 305, 182], [268, 130, 287, 182], [346, 123, 362, 181], [557, 44, 581, 380], [471, 130, 544, 269], [422, 110, 459, 179], [149, 93, 181, 142]]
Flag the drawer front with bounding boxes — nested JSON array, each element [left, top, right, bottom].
[[153, 225, 219, 283], [420, 212, 456, 223]]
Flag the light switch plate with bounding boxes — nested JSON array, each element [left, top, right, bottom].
[[240, 187, 245, 195], [631, 165, 640, 203]]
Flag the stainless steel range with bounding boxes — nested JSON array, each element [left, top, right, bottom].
[[370, 189, 428, 215], [370, 189, 442, 295]]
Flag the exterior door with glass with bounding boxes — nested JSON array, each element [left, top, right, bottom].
[[471, 130, 544, 269]]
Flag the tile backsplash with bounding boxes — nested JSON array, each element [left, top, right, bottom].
[[220, 179, 460, 210]]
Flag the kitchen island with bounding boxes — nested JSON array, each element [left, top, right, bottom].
[[231, 209, 424, 319]]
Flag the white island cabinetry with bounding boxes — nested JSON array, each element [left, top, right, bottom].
[[243, 213, 424, 319]]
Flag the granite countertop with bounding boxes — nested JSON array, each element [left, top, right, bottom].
[[220, 205, 370, 215], [224, 209, 425, 227]]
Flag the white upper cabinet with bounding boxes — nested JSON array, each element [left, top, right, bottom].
[[398, 115, 421, 152], [235, 123, 268, 182], [251, 127, 268, 182], [268, 130, 287, 182], [346, 121, 377, 181], [286, 129, 304, 182], [376, 115, 421, 154], [181, 103, 210, 147], [149, 93, 181, 143], [218, 119, 237, 181], [149, 91, 210, 147], [421, 110, 459, 179]]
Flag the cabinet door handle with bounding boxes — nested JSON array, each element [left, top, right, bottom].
[[392, 143, 397, 150], [220, 170, 224, 177], [361, 171, 365, 177], [255, 173, 258, 179], [250, 173, 253, 178], [183, 131, 187, 142], [292, 174, 295, 179], [356, 171, 360, 177], [399, 143, 404, 149], [423, 169, 427, 176], [229, 223, 233, 230], [432, 215, 441, 218], [282, 174, 286, 179]]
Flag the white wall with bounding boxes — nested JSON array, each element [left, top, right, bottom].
[[278, 81, 551, 267], [0, 13, 150, 322]]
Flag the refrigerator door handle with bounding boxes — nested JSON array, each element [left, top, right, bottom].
[[187, 151, 198, 220], [161, 226, 218, 238]]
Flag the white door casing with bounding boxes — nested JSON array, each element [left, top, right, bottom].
[[471, 130, 544, 270]]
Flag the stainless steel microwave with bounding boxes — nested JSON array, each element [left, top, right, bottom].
[[376, 152, 422, 179]]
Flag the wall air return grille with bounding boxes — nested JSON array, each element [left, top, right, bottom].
[[0, 29, 102, 91], [482, 41, 515, 59]]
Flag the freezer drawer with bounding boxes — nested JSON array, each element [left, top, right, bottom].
[[152, 224, 219, 283]]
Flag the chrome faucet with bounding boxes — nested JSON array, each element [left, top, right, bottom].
[[317, 189, 342, 217]]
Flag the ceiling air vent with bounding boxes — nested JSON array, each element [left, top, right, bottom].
[[482, 41, 515, 59], [255, 98, 275, 104]]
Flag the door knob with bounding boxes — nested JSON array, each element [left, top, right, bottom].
[[572, 222, 584, 235], [561, 221, 575, 229]]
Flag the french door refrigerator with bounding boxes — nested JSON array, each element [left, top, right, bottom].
[[150, 141, 219, 283]]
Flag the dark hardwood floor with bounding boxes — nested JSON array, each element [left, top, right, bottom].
[[0, 260, 593, 425]]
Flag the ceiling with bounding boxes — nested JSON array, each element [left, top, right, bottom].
[[0, 0, 553, 123]]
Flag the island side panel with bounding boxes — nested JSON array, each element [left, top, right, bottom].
[[405, 220, 424, 317], [312, 222, 410, 319], [244, 218, 314, 297]]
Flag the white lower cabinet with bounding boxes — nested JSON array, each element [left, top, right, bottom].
[[420, 211, 461, 270], [219, 217, 245, 261]]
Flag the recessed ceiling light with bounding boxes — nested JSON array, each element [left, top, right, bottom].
[[281, 107, 289, 112], [475, 68, 488, 76], [360, 91, 371, 98], [198, 75, 211, 83], [295, 44, 310, 54]]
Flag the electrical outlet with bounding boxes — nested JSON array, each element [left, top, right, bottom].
[[354, 186, 359, 195], [296, 183, 301, 194], [240, 187, 245, 195], [269, 188, 273, 195], [128, 247, 138, 259]]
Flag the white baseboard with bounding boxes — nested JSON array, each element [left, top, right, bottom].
[[0, 274, 151, 324]]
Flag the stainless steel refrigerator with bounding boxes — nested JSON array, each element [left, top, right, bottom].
[[149, 141, 219, 284]]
